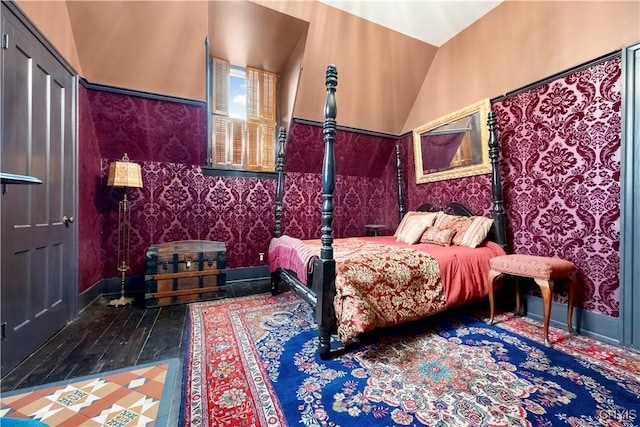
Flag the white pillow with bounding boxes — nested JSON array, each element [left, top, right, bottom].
[[459, 216, 494, 248], [395, 212, 441, 244], [394, 211, 441, 237]]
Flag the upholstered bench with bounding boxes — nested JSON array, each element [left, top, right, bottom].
[[486, 254, 578, 347]]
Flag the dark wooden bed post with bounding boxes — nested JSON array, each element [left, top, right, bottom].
[[488, 110, 507, 252], [273, 126, 286, 238], [314, 64, 338, 360], [271, 126, 287, 295], [205, 36, 212, 165], [396, 143, 406, 221]]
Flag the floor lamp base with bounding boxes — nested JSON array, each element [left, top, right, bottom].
[[109, 295, 134, 307]]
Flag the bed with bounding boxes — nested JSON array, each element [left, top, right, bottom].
[[269, 65, 508, 359]]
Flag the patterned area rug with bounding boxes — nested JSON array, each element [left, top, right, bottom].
[[181, 292, 640, 426], [0, 359, 179, 426]]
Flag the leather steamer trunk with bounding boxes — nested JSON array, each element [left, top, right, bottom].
[[145, 240, 226, 307]]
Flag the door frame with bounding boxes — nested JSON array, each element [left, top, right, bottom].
[[1, 1, 79, 324], [620, 43, 640, 349]]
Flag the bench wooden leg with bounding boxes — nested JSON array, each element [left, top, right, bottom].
[[514, 277, 521, 316], [486, 270, 502, 324], [534, 278, 554, 347], [567, 271, 577, 335]]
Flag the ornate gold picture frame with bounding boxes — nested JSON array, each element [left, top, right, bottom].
[[413, 99, 491, 184]]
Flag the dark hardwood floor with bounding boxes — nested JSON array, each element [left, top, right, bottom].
[[0, 279, 271, 393]]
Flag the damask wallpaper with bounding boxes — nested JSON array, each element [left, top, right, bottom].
[[78, 87, 400, 291], [405, 55, 621, 318], [79, 54, 621, 319], [494, 55, 621, 317], [78, 85, 104, 293], [286, 121, 396, 177], [99, 162, 277, 277]]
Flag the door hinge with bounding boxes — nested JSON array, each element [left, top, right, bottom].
[[1, 322, 7, 340], [2, 33, 8, 49]]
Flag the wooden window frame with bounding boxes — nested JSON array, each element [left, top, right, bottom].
[[209, 57, 278, 173]]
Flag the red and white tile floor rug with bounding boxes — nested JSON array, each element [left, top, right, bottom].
[[0, 358, 179, 426]]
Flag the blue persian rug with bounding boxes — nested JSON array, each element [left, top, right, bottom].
[[181, 292, 640, 426]]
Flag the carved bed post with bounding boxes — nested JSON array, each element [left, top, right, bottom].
[[205, 37, 212, 165], [274, 126, 286, 238], [314, 64, 338, 360], [488, 110, 507, 252], [271, 126, 287, 295], [396, 142, 406, 221]]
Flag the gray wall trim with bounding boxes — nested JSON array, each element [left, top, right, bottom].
[[78, 280, 103, 313], [202, 167, 277, 180], [525, 295, 620, 346], [99, 266, 270, 298], [293, 118, 399, 140], [69, 75, 79, 321], [225, 265, 270, 282], [492, 50, 620, 103], [3, 1, 77, 75], [620, 43, 640, 349], [80, 78, 205, 107]]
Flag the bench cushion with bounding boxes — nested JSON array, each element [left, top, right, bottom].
[[489, 254, 575, 280]]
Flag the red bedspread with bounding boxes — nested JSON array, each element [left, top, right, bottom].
[[268, 236, 505, 343]]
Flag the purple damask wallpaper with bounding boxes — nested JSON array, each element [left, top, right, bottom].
[[494, 56, 621, 317], [78, 85, 104, 293], [282, 122, 400, 240], [78, 87, 400, 288], [286, 121, 396, 177], [100, 163, 277, 276], [404, 55, 621, 318], [79, 54, 621, 319]]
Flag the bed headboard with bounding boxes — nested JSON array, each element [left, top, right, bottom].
[[417, 202, 474, 217]]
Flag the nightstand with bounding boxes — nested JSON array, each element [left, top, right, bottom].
[[365, 224, 385, 236]]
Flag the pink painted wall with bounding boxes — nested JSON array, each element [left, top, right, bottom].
[[404, 55, 621, 318]]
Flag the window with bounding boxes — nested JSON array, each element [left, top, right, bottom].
[[210, 57, 278, 172]]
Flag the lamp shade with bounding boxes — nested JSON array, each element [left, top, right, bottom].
[[107, 154, 143, 188]]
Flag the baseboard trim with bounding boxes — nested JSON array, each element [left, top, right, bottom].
[[524, 295, 621, 345], [101, 276, 146, 297], [225, 265, 269, 283], [78, 280, 103, 312], [97, 266, 270, 298]]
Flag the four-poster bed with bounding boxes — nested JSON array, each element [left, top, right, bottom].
[[270, 64, 507, 359]]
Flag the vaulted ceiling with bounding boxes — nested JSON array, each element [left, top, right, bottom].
[[318, 0, 503, 47], [14, 1, 640, 136]]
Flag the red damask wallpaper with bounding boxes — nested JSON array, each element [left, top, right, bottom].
[[79, 54, 621, 319], [79, 88, 400, 290], [405, 55, 621, 318], [286, 121, 396, 177], [282, 122, 400, 240], [494, 56, 621, 317], [78, 85, 104, 292], [100, 163, 277, 277]]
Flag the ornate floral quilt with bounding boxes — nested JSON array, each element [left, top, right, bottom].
[[302, 238, 446, 343]]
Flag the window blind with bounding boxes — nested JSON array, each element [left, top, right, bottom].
[[210, 59, 277, 172]]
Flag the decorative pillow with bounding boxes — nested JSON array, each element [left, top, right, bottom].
[[435, 213, 475, 246], [393, 211, 441, 238], [435, 213, 494, 248], [458, 216, 494, 248], [419, 226, 455, 246], [395, 212, 441, 244]]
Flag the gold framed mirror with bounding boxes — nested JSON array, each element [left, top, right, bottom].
[[413, 99, 491, 183]]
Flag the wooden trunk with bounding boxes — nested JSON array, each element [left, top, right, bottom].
[[145, 240, 226, 307]]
